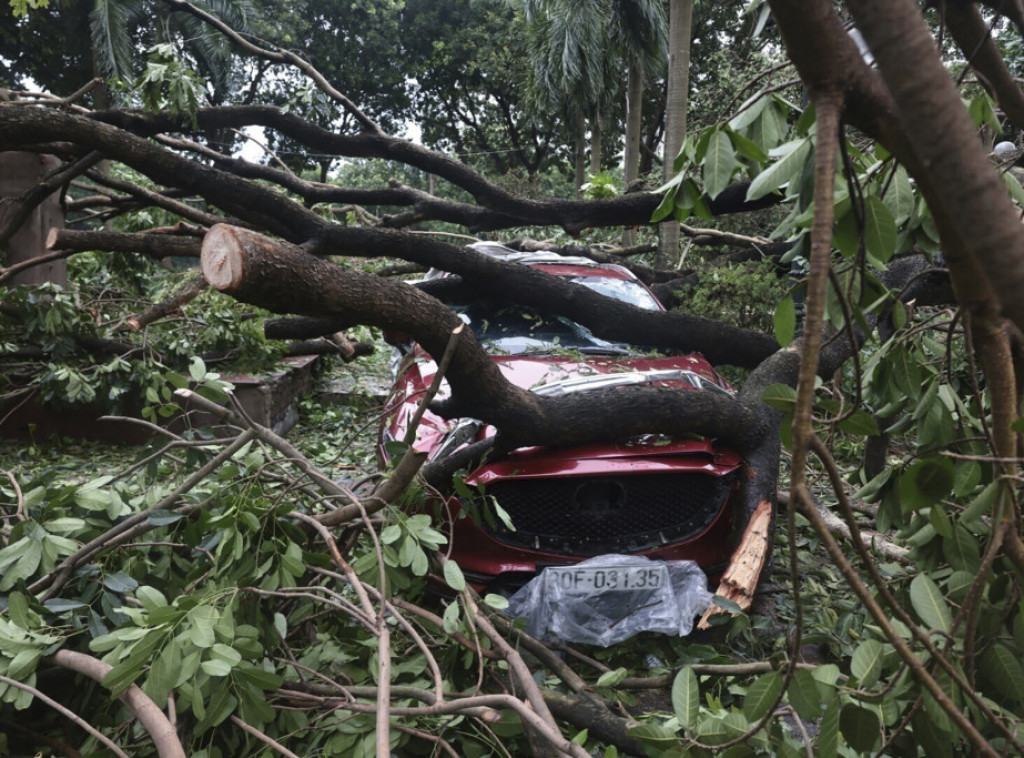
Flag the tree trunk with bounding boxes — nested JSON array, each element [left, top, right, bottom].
[[659, 0, 694, 268], [589, 105, 603, 177], [575, 111, 587, 194], [622, 62, 644, 247]]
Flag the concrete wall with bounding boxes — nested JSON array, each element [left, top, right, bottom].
[[0, 151, 67, 287]]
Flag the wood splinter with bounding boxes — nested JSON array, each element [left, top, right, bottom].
[[698, 498, 772, 630]]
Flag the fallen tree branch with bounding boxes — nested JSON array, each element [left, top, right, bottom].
[[122, 274, 207, 332], [47, 228, 202, 259], [776, 490, 909, 563], [48, 649, 186, 758]]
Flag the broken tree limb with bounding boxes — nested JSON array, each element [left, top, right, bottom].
[[776, 491, 910, 563], [47, 227, 202, 259], [264, 315, 349, 340], [48, 650, 186, 758], [698, 498, 773, 629], [282, 337, 374, 360], [123, 273, 206, 332]]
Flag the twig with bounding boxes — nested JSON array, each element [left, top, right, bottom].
[[2, 471, 26, 523], [229, 715, 302, 758], [122, 274, 207, 332], [29, 429, 258, 598], [159, 0, 383, 135], [678, 222, 772, 248], [464, 592, 589, 758]]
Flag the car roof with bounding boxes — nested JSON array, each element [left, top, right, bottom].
[[418, 241, 640, 282]]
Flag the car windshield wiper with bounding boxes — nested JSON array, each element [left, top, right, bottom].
[[574, 345, 634, 355]]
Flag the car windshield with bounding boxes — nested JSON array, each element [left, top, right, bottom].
[[451, 275, 661, 355]]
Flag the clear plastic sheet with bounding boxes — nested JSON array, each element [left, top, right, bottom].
[[506, 554, 713, 647]]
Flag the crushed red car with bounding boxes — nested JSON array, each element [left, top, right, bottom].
[[380, 243, 744, 593]]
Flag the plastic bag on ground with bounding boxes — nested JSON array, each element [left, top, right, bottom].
[[505, 554, 713, 647]]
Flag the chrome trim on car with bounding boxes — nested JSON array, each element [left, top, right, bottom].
[[530, 369, 734, 398]]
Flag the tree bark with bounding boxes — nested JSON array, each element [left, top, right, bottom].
[[658, 0, 694, 267], [48, 650, 186, 758]]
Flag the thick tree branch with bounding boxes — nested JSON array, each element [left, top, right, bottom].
[[48, 650, 186, 758], [846, 0, 1024, 337]]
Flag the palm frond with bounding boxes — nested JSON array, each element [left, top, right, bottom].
[[90, 0, 147, 81]]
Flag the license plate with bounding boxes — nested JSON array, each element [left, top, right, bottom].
[[543, 564, 668, 594]]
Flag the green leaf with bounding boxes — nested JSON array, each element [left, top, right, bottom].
[[410, 546, 429, 577], [74, 487, 111, 511], [882, 166, 915, 224], [929, 504, 953, 539], [884, 166, 917, 223], [596, 667, 628, 688], [7, 591, 32, 628], [910, 573, 952, 632], [136, 586, 168, 612], [943, 526, 981, 573], [728, 92, 768, 131], [773, 296, 795, 346], [209, 643, 242, 667], [145, 510, 182, 526], [953, 461, 981, 497], [7, 648, 41, 680], [898, 458, 955, 512], [703, 129, 736, 199], [839, 703, 880, 753], [1004, 170, 1024, 205], [816, 695, 840, 758], [235, 665, 283, 691], [760, 383, 797, 412], [850, 639, 883, 688], [443, 560, 466, 592], [945, 570, 975, 603], [979, 644, 1024, 702], [43, 598, 87, 613], [746, 137, 811, 201], [743, 671, 783, 721], [189, 356, 207, 382], [836, 409, 879, 436], [650, 180, 680, 223], [102, 573, 138, 594], [442, 600, 460, 634], [144, 642, 181, 708], [911, 707, 953, 758], [484, 593, 509, 610], [272, 612, 287, 640], [627, 722, 679, 747], [960, 480, 999, 525], [727, 127, 769, 163], [863, 196, 897, 266], [201, 659, 233, 677], [787, 669, 821, 721], [672, 667, 700, 729]]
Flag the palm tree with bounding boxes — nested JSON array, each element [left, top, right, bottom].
[[90, 0, 252, 106], [613, 0, 667, 243], [658, 0, 694, 266], [522, 0, 666, 195], [522, 0, 610, 192]]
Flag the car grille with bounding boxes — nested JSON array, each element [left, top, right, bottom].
[[479, 472, 737, 556]]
